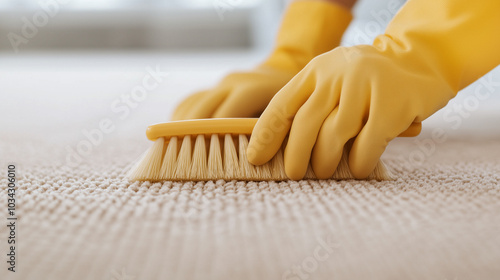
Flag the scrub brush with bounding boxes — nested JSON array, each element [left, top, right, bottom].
[[127, 118, 420, 181]]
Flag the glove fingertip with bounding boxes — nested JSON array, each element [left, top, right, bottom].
[[247, 134, 284, 166], [246, 144, 269, 166], [348, 138, 383, 180]]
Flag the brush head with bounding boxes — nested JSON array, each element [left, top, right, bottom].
[[128, 118, 397, 181]]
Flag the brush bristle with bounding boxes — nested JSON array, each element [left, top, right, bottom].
[[208, 134, 224, 178], [223, 134, 239, 179], [174, 136, 192, 180], [128, 134, 393, 181]]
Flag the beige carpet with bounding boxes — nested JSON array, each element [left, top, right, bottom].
[[1, 54, 499, 280], [1, 129, 500, 280]]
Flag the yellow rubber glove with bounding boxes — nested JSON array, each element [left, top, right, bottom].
[[172, 1, 352, 120], [248, 0, 500, 180]]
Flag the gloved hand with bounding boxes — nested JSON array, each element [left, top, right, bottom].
[[248, 0, 500, 180], [172, 0, 352, 120]]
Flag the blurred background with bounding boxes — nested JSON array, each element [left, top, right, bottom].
[[0, 0, 407, 51], [0, 0, 281, 51], [1, 0, 499, 143]]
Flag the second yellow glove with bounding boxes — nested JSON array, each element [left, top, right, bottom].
[[172, 1, 352, 120]]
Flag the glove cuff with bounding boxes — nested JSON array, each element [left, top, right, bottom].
[[261, 0, 353, 73], [380, 0, 500, 92]]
